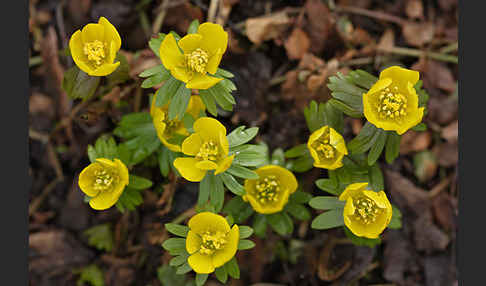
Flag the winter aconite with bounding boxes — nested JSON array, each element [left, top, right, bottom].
[[173, 117, 234, 182], [339, 182, 392, 239], [159, 22, 228, 89], [151, 94, 206, 152], [186, 212, 239, 274], [243, 165, 298, 214], [78, 158, 129, 210], [69, 17, 122, 76], [307, 125, 348, 170], [363, 66, 424, 135]]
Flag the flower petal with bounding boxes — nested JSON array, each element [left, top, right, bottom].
[[329, 127, 348, 155], [198, 22, 228, 56], [186, 96, 206, 118], [188, 252, 215, 274], [181, 133, 203, 156], [212, 225, 239, 268], [339, 182, 368, 201], [186, 230, 202, 254], [367, 78, 392, 96], [171, 67, 192, 83], [196, 160, 218, 170], [214, 154, 234, 175], [98, 16, 121, 51], [188, 212, 230, 234], [69, 30, 94, 74], [178, 33, 203, 54], [114, 159, 129, 187], [90, 62, 120, 76], [193, 117, 227, 142], [159, 33, 185, 71], [380, 65, 419, 90], [187, 73, 223, 90], [81, 23, 104, 43], [78, 163, 102, 197], [89, 186, 124, 210], [173, 157, 207, 182], [206, 52, 223, 75]]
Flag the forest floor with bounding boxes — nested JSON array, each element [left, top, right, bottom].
[[29, 0, 458, 285]]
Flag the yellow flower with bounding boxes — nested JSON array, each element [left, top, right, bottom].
[[307, 125, 348, 170], [78, 158, 129, 210], [363, 66, 425, 135], [339, 182, 392, 239], [69, 17, 122, 76], [159, 22, 228, 90], [173, 117, 235, 182], [185, 212, 239, 274], [150, 94, 206, 152], [243, 165, 298, 214]]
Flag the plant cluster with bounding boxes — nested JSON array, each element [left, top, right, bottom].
[[67, 17, 429, 285]]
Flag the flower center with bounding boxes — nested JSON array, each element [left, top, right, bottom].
[[376, 87, 408, 120], [196, 141, 220, 161], [353, 197, 382, 224], [255, 175, 281, 204], [199, 230, 227, 255], [185, 48, 209, 73], [160, 110, 181, 136], [83, 40, 107, 66], [311, 130, 335, 160], [93, 169, 117, 192]]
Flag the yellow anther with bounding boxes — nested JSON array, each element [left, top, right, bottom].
[[83, 40, 106, 66], [255, 175, 281, 204], [353, 197, 381, 225], [185, 48, 209, 73], [93, 169, 117, 192], [196, 141, 220, 161], [377, 90, 408, 120], [199, 230, 228, 255]]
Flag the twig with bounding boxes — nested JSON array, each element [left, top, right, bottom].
[[170, 206, 196, 224], [152, 0, 168, 34], [379, 46, 458, 64], [335, 5, 406, 26], [207, 0, 220, 23], [28, 177, 64, 216], [428, 176, 452, 198], [439, 42, 459, 54]]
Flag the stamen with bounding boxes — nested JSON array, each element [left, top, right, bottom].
[[376, 86, 408, 120], [311, 129, 336, 161], [255, 175, 281, 204], [93, 169, 117, 192], [353, 197, 382, 225], [196, 141, 220, 161], [199, 230, 227, 255], [83, 40, 106, 66], [185, 48, 209, 73]]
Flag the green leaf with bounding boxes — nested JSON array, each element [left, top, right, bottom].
[[219, 172, 245, 196], [268, 212, 293, 236], [165, 223, 190, 237], [238, 226, 254, 239], [303, 101, 344, 133], [205, 80, 236, 111], [187, 19, 200, 34], [106, 53, 130, 88], [308, 196, 345, 210], [315, 178, 340, 196], [347, 69, 378, 89], [414, 80, 430, 108], [198, 174, 211, 206], [225, 257, 240, 279], [214, 266, 228, 284], [222, 196, 254, 224], [328, 98, 363, 118], [347, 122, 381, 154], [176, 263, 192, 275], [271, 148, 286, 166], [238, 239, 256, 250], [168, 84, 191, 120], [226, 164, 259, 179], [367, 129, 387, 165], [311, 209, 344, 230], [141, 69, 170, 88], [253, 214, 267, 238], [149, 33, 166, 57], [83, 224, 114, 252], [327, 71, 369, 116], [285, 203, 311, 220], [368, 163, 384, 191], [139, 64, 165, 78], [127, 174, 153, 190], [158, 147, 171, 177], [88, 136, 118, 162], [162, 238, 187, 255], [195, 274, 208, 286], [233, 146, 267, 167], [155, 77, 183, 108], [115, 188, 143, 212], [344, 227, 381, 247], [227, 126, 259, 147], [157, 265, 193, 286], [76, 264, 104, 286], [412, 122, 427, 131], [385, 131, 401, 164], [215, 68, 235, 78], [288, 154, 314, 173], [198, 89, 218, 116], [388, 204, 402, 229], [209, 174, 225, 213], [289, 191, 313, 204], [284, 144, 308, 158], [62, 65, 100, 100], [169, 253, 190, 267]]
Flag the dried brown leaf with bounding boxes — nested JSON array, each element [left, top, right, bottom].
[[405, 0, 424, 19], [245, 11, 291, 45], [304, 0, 333, 54], [402, 22, 435, 47], [400, 130, 432, 154], [284, 28, 310, 60]]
